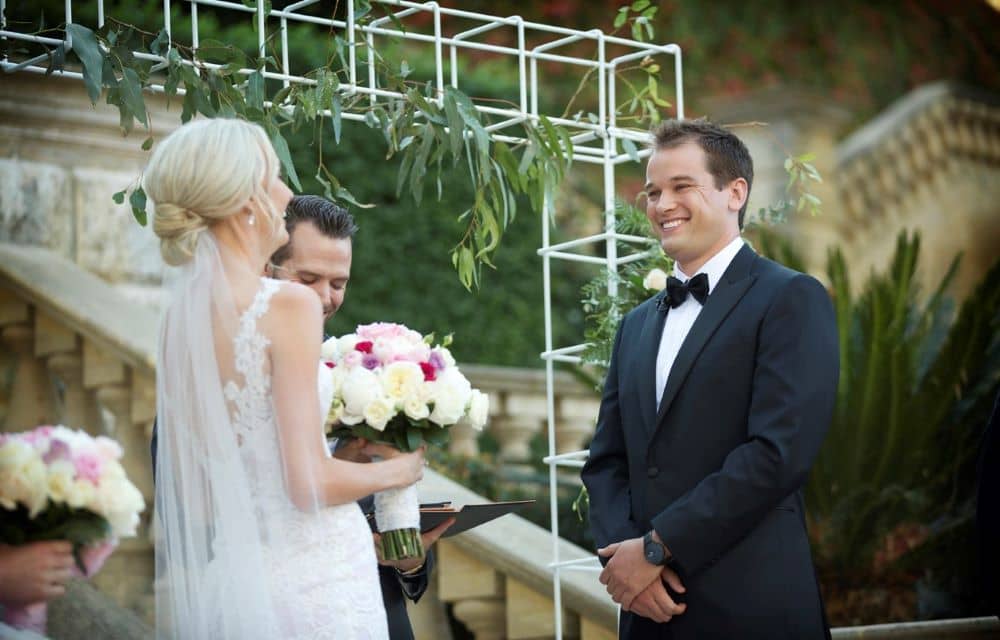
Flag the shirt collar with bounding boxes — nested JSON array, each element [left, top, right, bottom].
[[674, 236, 745, 294]]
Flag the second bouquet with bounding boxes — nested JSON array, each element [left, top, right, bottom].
[[321, 322, 489, 561]]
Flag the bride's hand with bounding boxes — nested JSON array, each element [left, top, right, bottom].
[[392, 447, 426, 487], [358, 442, 425, 487]]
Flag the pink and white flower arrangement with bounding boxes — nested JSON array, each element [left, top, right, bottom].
[[320, 322, 489, 561], [0, 425, 145, 632], [321, 322, 489, 444]]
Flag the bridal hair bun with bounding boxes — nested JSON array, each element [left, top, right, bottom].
[[152, 203, 209, 266], [141, 117, 282, 266]]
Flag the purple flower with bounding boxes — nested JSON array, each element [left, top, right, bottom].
[[362, 353, 381, 370], [43, 438, 71, 464], [428, 351, 446, 371]]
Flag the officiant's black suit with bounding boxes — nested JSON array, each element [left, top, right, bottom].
[[582, 244, 838, 639]]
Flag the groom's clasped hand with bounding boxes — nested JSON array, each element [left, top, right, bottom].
[[599, 538, 686, 624]]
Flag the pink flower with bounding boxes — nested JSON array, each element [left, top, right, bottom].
[[361, 354, 380, 370], [43, 438, 71, 464], [73, 453, 103, 485], [357, 322, 408, 341]]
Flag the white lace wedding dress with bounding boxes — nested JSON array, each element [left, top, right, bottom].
[[220, 278, 388, 639]]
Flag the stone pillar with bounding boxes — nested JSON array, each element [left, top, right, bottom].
[[449, 417, 481, 458], [438, 540, 506, 639], [47, 353, 103, 433], [492, 392, 546, 466], [93, 382, 155, 623], [555, 396, 599, 455], [1, 323, 58, 431]]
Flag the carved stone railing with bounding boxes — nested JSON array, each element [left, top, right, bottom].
[[808, 82, 1000, 299]]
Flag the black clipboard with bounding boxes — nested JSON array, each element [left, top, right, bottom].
[[367, 500, 535, 537]]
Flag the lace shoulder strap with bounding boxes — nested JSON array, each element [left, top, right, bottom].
[[232, 278, 281, 380]]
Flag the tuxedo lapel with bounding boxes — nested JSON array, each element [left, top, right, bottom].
[[653, 245, 759, 433], [637, 293, 669, 432]]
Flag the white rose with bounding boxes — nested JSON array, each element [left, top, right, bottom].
[[427, 369, 469, 421], [66, 478, 96, 510], [429, 394, 466, 426], [340, 412, 364, 426], [320, 336, 340, 361], [380, 361, 424, 402], [46, 460, 76, 505], [403, 396, 430, 421], [0, 441, 48, 516], [467, 390, 490, 431], [341, 367, 380, 416], [643, 268, 668, 291], [363, 397, 396, 432], [337, 333, 360, 356]]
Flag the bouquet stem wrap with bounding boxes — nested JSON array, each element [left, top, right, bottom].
[[374, 485, 423, 562]]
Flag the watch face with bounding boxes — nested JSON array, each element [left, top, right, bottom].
[[644, 541, 664, 565]]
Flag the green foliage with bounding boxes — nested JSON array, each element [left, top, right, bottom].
[[0, 502, 112, 574], [805, 232, 1000, 583], [18, 4, 573, 290]]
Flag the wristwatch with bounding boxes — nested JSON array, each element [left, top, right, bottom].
[[643, 530, 669, 566]]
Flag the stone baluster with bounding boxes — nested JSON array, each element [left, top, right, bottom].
[[506, 577, 580, 639], [47, 353, 104, 433], [449, 416, 482, 458], [555, 396, 599, 456], [438, 540, 506, 640], [492, 392, 546, 466], [83, 339, 125, 434], [127, 371, 156, 509], [1, 316, 59, 431]]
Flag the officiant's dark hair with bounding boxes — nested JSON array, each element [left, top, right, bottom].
[[270, 195, 358, 266], [651, 119, 754, 229]]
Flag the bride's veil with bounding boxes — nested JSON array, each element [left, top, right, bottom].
[[154, 232, 280, 638]]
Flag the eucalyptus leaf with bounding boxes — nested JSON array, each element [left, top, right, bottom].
[[120, 67, 148, 127], [129, 186, 147, 225], [66, 24, 104, 104], [269, 131, 302, 191]]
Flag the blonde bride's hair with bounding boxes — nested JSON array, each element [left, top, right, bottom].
[[143, 118, 284, 266]]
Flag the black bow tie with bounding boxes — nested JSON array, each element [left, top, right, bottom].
[[658, 273, 709, 312]]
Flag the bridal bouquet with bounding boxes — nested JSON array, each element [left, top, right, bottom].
[[320, 322, 488, 560], [0, 425, 145, 633]]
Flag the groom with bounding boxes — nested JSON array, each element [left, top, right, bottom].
[[581, 119, 839, 639]]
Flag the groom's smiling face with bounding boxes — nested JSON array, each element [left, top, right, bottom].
[[270, 220, 352, 321], [644, 142, 746, 275]]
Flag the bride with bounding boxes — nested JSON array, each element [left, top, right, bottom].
[[145, 118, 425, 639]]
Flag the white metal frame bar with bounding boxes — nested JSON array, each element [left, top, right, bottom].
[[0, 2, 682, 636]]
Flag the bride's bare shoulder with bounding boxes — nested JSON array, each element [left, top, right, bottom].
[[267, 279, 321, 317]]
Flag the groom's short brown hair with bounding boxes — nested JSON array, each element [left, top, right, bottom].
[[651, 119, 754, 229], [270, 195, 357, 266]]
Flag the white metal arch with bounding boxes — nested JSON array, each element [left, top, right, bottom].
[[0, 2, 683, 636]]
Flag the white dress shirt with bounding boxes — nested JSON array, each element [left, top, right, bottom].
[[655, 236, 745, 407]]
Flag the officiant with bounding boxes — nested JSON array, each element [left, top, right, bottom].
[[151, 195, 452, 639]]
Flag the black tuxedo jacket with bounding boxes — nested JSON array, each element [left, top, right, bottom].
[[582, 244, 838, 640], [150, 427, 431, 639]]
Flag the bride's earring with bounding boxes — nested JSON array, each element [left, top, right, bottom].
[[248, 213, 256, 226]]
